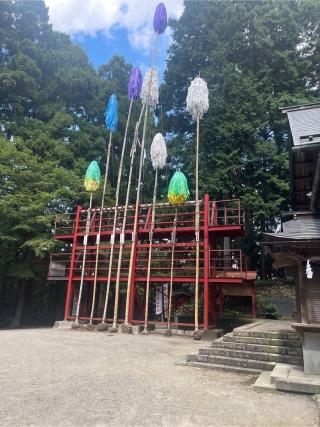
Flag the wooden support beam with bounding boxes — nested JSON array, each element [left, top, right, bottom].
[[297, 260, 309, 323], [311, 153, 320, 211]]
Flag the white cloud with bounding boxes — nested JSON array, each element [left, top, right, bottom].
[[44, 0, 184, 51]]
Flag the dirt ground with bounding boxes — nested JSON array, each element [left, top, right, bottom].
[[0, 328, 318, 427]]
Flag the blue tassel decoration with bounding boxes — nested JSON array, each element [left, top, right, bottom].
[[105, 94, 118, 133]]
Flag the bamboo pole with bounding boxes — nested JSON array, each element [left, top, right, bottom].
[[83, 133, 112, 329], [142, 168, 158, 334], [89, 101, 133, 329], [101, 105, 145, 331], [121, 33, 159, 330], [194, 114, 201, 339], [166, 207, 178, 334], [74, 191, 93, 325]]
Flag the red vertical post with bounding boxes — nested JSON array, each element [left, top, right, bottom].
[[203, 194, 209, 330], [64, 205, 81, 320]]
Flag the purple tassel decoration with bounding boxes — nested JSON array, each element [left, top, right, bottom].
[[153, 3, 167, 34], [128, 67, 142, 100]]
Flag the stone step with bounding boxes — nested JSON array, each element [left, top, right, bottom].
[[270, 364, 320, 394], [186, 352, 276, 371], [182, 360, 262, 375], [211, 339, 303, 356], [223, 333, 301, 348], [233, 330, 299, 340], [199, 347, 303, 365]]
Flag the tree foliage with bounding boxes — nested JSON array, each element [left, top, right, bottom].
[[161, 0, 320, 267], [0, 0, 142, 325], [1, 0, 320, 324]]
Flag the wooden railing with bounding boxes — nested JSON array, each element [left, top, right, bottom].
[[53, 198, 244, 237], [48, 248, 247, 281]]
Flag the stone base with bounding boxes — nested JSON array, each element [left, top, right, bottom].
[[152, 328, 198, 337], [255, 363, 320, 394], [53, 321, 73, 329], [253, 371, 277, 392], [140, 329, 150, 335], [292, 323, 320, 374], [109, 325, 118, 333], [193, 330, 203, 340], [96, 322, 108, 332], [71, 322, 81, 330], [131, 325, 144, 335], [119, 323, 132, 334], [86, 324, 95, 331]]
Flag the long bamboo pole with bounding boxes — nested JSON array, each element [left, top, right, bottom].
[[73, 191, 93, 325], [122, 34, 159, 330], [194, 114, 201, 339], [166, 207, 178, 335], [89, 101, 133, 328], [102, 105, 145, 331], [141, 168, 158, 334]]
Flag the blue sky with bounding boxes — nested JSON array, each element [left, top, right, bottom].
[[72, 27, 171, 79], [45, 0, 184, 81]]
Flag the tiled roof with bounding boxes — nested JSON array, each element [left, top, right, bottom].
[[285, 106, 320, 147]]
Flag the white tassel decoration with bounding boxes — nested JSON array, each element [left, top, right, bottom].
[[306, 260, 313, 279], [150, 132, 167, 170], [141, 68, 159, 108], [186, 76, 209, 120]]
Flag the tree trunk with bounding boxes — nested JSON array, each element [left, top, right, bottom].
[[10, 281, 27, 328], [0, 276, 6, 320]]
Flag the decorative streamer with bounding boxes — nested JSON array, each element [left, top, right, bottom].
[[84, 160, 102, 192], [128, 67, 143, 100], [186, 77, 209, 120], [150, 132, 167, 170], [122, 3, 167, 332], [105, 94, 118, 133], [141, 68, 159, 108], [84, 94, 117, 329], [186, 76, 209, 339], [166, 171, 189, 334], [142, 133, 167, 334], [153, 3, 168, 34], [168, 171, 190, 206], [96, 71, 143, 332], [72, 161, 101, 327]]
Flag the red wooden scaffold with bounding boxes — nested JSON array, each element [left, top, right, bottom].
[[48, 195, 256, 330]]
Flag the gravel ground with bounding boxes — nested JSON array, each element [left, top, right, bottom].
[[0, 328, 318, 427]]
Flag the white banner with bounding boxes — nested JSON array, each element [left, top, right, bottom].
[[163, 283, 168, 318], [155, 286, 162, 315], [72, 290, 78, 316]]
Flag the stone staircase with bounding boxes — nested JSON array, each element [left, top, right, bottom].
[[185, 325, 303, 374]]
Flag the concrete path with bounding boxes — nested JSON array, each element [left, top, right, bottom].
[[0, 328, 318, 426]]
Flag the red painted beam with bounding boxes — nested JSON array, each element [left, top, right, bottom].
[[64, 205, 81, 320]]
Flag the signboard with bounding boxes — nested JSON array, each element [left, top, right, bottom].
[[155, 284, 169, 317]]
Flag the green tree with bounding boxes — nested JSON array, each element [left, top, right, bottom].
[[161, 0, 320, 272], [0, 0, 141, 325]]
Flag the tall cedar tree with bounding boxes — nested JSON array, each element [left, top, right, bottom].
[[0, 1, 144, 325], [161, 0, 320, 269]]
